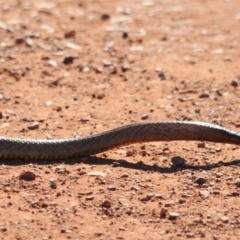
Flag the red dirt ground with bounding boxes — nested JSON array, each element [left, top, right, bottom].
[[1, 0, 240, 239]]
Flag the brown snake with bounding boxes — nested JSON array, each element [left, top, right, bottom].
[[0, 121, 240, 160]]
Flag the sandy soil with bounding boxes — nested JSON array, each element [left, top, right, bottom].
[[1, 0, 240, 239]]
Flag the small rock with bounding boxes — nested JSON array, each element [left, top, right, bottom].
[[199, 190, 209, 199], [199, 92, 209, 98], [213, 234, 218, 240], [3, 95, 11, 101], [224, 55, 232, 61], [1, 123, 9, 128], [164, 200, 175, 207], [94, 65, 103, 73], [146, 193, 154, 199], [169, 212, 180, 220], [122, 31, 128, 38], [56, 167, 68, 174], [101, 200, 111, 208], [108, 185, 116, 191], [19, 171, 36, 181], [158, 71, 166, 80], [39, 201, 48, 208], [0, 227, 7, 232], [47, 59, 58, 68], [131, 186, 140, 191], [81, 66, 90, 73], [86, 195, 94, 200], [140, 150, 147, 156], [120, 174, 129, 178], [45, 100, 52, 106], [27, 122, 39, 130], [25, 37, 33, 47], [50, 181, 57, 189], [220, 216, 229, 223], [171, 156, 185, 166], [87, 171, 106, 177], [79, 118, 90, 123], [102, 59, 112, 66], [231, 78, 238, 87], [97, 93, 105, 99], [234, 179, 240, 187], [64, 30, 76, 38], [55, 106, 62, 112], [160, 207, 168, 218], [15, 37, 25, 44], [94, 232, 103, 237], [197, 142, 206, 148], [216, 172, 224, 178], [194, 177, 207, 185], [186, 232, 195, 238], [126, 150, 134, 157], [155, 194, 162, 199], [101, 13, 110, 21], [141, 114, 149, 120], [63, 56, 74, 65], [112, 161, 120, 167], [122, 61, 131, 71], [65, 42, 81, 50]]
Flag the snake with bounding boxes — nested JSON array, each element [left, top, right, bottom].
[[0, 121, 240, 160]]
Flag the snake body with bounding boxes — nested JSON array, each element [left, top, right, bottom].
[[0, 121, 240, 160]]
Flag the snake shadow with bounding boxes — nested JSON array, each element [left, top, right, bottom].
[[0, 156, 240, 173]]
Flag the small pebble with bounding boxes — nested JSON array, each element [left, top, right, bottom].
[[199, 190, 210, 199], [171, 156, 185, 166], [108, 185, 116, 191], [85, 195, 94, 200], [160, 207, 168, 218], [101, 200, 111, 208], [199, 92, 209, 98], [169, 212, 180, 220], [63, 56, 74, 65], [158, 71, 166, 80], [27, 122, 39, 130], [141, 114, 149, 120], [122, 61, 131, 71], [220, 216, 229, 223], [216, 172, 223, 178], [50, 181, 57, 189], [197, 142, 206, 148], [234, 179, 240, 187], [82, 66, 90, 73], [45, 100, 52, 106], [97, 93, 105, 99], [101, 13, 110, 21], [231, 78, 238, 87], [87, 171, 106, 177], [126, 150, 134, 157], [131, 186, 140, 191], [19, 171, 36, 181], [112, 161, 121, 167], [64, 30, 76, 38], [194, 177, 207, 185], [164, 200, 175, 207]]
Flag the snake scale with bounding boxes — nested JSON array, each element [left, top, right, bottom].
[[0, 121, 240, 160]]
